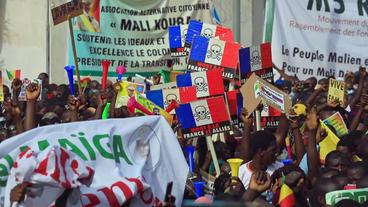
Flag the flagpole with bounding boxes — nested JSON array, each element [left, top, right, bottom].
[[206, 135, 220, 177], [255, 110, 261, 131], [68, 15, 83, 96]]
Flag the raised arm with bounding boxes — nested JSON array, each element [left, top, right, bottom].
[[349, 67, 366, 108], [239, 108, 254, 163], [25, 83, 41, 131], [305, 107, 320, 182], [349, 94, 368, 131]]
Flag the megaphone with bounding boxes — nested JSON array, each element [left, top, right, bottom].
[[165, 100, 179, 113], [193, 181, 205, 198], [227, 158, 243, 181], [64, 65, 75, 96], [127, 96, 154, 115], [101, 60, 111, 91], [184, 146, 195, 174], [116, 66, 126, 81]]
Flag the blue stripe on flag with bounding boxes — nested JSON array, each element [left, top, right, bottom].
[[237, 92, 243, 116], [146, 90, 164, 109], [189, 36, 209, 62], [176, 73, 192, 87], [186, 20, 203, 44], [176, 103, 196, 128], [169, 26, 182, 49], [239, 47, 251, 75]]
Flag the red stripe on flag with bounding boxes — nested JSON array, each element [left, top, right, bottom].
[[207, 96, 229, 123], [15, 70, 21, 79], [215, 26, 234, 42], [206, 70, 224, 96], [227, 90, 238, 115], [261, 43, 272, 69], [279, 194, 295, 207], [222, 42, 240, 68], [179, 86, 197, 103]]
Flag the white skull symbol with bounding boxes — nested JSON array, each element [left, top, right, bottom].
[[165, 93, 177, 106], [202, 28, 213, 39], [194, 106, 210, 121], [194, 77, 208, 92], [251, 50, 261, 67], [206, 44, 223, 61]]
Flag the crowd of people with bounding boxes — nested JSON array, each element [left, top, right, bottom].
[[1, 63, 368, 207]]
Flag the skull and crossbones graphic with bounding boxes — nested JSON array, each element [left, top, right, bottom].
[[194, 106, 210, 121], [202, 28, 213, 39], [181, 29, 188, 45], [251, 50, 261, 67], [164, 94, 178, 106], [194, 77, 208, 92], [206, 44, 223, 61]]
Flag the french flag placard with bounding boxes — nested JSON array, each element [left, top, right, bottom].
[[239, 42, 273, 81], [184, 20, 234, 53], [176, 70, 224, 98], [176, 96, 232, 139], [187, 36, 240, 79], [226, 90, 244, 129], [169, 25, 188, 57], [146, 86, 197, 112]]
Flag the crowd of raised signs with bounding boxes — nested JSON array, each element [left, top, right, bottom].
[[1, 61, 368, 206]]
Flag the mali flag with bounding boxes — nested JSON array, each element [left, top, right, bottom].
[[279, 184, 295, 207], [159, 70, 184, 83], [6, 69, 21, 81]]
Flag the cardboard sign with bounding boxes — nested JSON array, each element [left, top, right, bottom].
[[187, 36, 240, 79], [326, 188, 368, 206], [168, 25, 189, 57], [240, 73, 292, 114], [185, 20, 234, 54], [115, 81, 145, 108], [323, 112, 348, 137], [18, 79, 42, 102], [328, 79, 345, 106], [260, 116, 280, 129], [226, 90, 244, 129], [239, 43, 273, 82], [176, 70, 224, 98], [51, 1, 84, 25], [176, 96, 232, 139]]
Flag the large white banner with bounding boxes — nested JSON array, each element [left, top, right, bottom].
[[272, 0, 368, 80], [70, 0, 213, 77], [0, 116, 188, 207]]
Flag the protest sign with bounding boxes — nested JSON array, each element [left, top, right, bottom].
[[18, 79, 42, 102], [187, 36, 240, 79], [169, 25, 189, 57], [323, 112, 348, 137], [5, 69, 20, 82], [176, 96, 232, 139], [115, 81, 145, 108], [319, 120, 340, 163], [326, 188, 368, 206], [135, 93, 173, 124], [69, 1, 213, 77], [239, 43, 273, 81], [226, 90, 244, 128], [146, 87, 197, 113], [51, 1, 84, 25], [327, 79, 345, 106], [0, 117, 187, 207], [271, 0, 368, 80], [177, 70, 224, 98], [260, 116, 280, 129], [240, 73, 292, 114], [184, 20, 234, 54]]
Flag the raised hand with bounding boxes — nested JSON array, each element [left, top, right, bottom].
[[306, 107, 319, 130], [26, 83, 41, 101], [67, 95, 80, 111], [3, 99, 21, 117], [112, 82, 122, 93], [11, 78, 22, 95], [248, 171, 271, 193], [240, 108, 253, 128]]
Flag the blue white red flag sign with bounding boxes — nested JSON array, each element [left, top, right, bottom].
[[226, 90, 244, 129], [169, 25, 189, 57], [176, 70, 224, 98], [176, 96, 232, 139], [187, 36, 240, 79], [239, 43, 273, 81], [184, 20, 234, 54], [146, 86, 197, 113]]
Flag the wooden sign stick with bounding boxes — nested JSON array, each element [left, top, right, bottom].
[[68, 15, 83, 96], [206, 135, 220, 177]]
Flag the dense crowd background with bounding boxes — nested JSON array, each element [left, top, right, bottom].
[[2, 63, 368, 207]]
